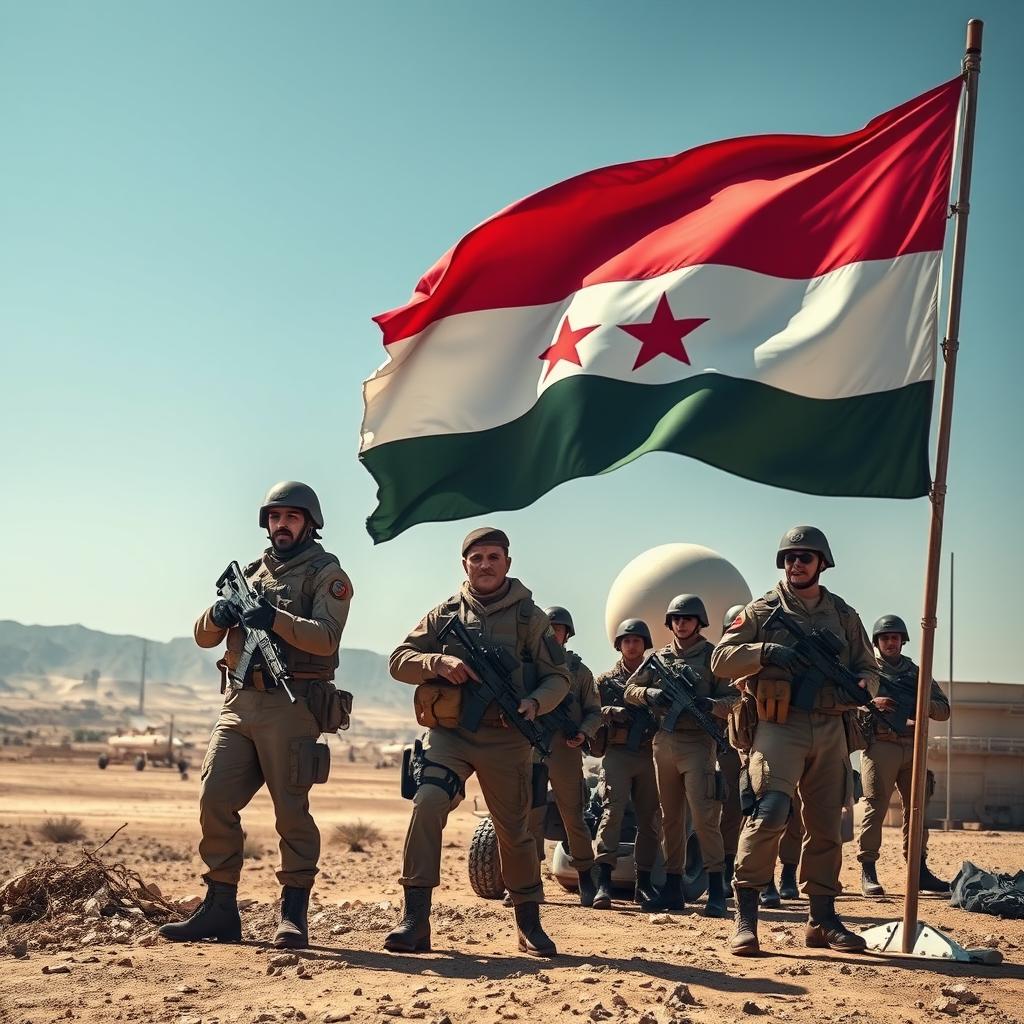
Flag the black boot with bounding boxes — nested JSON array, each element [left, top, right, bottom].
[[704, 871, 727, 918], [384, 887, 431, 953], [730, 886, 760, 956], [919, 859, 951, 894], [806, 895, 866, 952], [648, 872, 685, 913], [577, 868, 597, 908], [273, 886, 310, 949], [860, 861, 884, 896], [592, 863, 614, 910], [779, 862, 800, 900], [514, 901, 557, 957], [158, 881, 241, 943], [759, 876, 781, 909], [723, 854, 736, 897], [634, 869, 659, 910]]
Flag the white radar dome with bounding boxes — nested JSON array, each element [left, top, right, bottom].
[[605, 543, 753, 649]]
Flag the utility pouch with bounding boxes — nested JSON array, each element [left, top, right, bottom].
[[738, 765, 757, 816], [307, 680, 352, 733], [400, 745, 416, 799], [754, 669, 791, 724], [531, 762, 550, 809], [586, 725, 609, 758], [414, 682, 462, 728], [290, 738, 331, 788], [710, 769, 727, 802], [728, 688, 759, 753], [400, 738, 465, 803], [842, 710, 869, 753]]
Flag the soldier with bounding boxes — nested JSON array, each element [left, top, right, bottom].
[[593, 619, 663, 910], [624, 595, 735, 918], [713, 526, 881, 956], [857, 614, 951, 896], [384, 528, 569, 957], [760, 792, 803, 907], [524, 607, 602, 906], [719, 604, 746, 895], [160, 481, 353, 949]]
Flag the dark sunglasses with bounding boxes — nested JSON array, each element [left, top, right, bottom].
[[783, 551, 817, 565]]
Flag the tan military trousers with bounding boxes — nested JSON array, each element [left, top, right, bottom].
[[199, 686, 322, 888], [399, 725, 542, 905], [734, 712, 850, 897], [653, 730, 725, 873], [858, 738, 929, 863], [719, 746, 743, 857], [595, 746, 662, 871], [779, 790, 803, 866], [528, 740, 595, 871]]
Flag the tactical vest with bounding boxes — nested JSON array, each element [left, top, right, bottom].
[[657, 640, 717, 733]]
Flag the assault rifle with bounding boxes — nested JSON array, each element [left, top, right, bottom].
[[876, 667, 920, 736], [645, 653, 729, 756], [604, 676, 657, 752], [216, 561, 296, 704], [436, 615, 552, 760], [762, 605, 902, 732]]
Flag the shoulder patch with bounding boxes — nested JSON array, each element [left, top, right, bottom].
[[329, 579, 351, 601], [725, 610, 746, 633]]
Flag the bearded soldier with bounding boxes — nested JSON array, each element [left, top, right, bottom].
[[384, 528, 569, 957], [592, 620, 663, 910], [524, 607, 602, 907], [160, 481, 353, 949], [713, 526, 880, 956], [857, 614, 951, 896], [623, 595, 735, 918]]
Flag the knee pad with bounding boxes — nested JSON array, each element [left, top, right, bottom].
[[752, 790, 792, 829]]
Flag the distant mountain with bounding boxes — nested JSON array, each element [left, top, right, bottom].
[[0, 620, 401, 708]]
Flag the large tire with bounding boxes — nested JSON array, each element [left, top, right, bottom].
[[134, 755, 146, 772], [97, 754, 109, 770], [468, 816, 505, 900]]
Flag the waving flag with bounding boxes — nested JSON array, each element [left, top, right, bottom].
[[361, 78, 962, 542]]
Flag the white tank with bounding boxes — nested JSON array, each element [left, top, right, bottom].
[[605, 543, 753, 649]]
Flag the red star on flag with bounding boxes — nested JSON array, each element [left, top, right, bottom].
[[618, 293, 708, 370], [538, 315, 599, 380]]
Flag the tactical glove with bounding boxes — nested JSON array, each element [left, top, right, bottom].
[[210, 599, 240, 629], [646, 688, 672, 708], [241, 597, 277, 631], [760, 643, 801, 671]]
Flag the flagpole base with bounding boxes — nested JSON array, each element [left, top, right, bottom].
[[860, 920, 1003, 964]]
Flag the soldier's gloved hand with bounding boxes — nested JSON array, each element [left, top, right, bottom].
[[645, 688, 671, 708], [604, 706, 630, 724], [760, 643, 800, 671], [872, 695, 897, 712], [241, 597, 277, 631], [517, 697, 540, 722], [566, 732, 586, 749], [210, 600, 240, 629]]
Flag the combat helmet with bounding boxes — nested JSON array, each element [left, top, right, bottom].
[[614, 619, 653, 651], [545, 606, 575, 640], [664, 594, 709, 629], [872, 614, 910, 645], [776, 525, 834, 569], [259, 481, 324, 530]]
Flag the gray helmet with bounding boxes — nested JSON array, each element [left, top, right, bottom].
[[614, 618, 653, 651], [776, 525, 835, 569], [872, 614, 910, 645], [545, 606, 575, 640], [723, 604, 746, 632], [664, 594, 709, 629], [259, 481, 324, 530]]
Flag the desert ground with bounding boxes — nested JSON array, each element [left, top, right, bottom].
[[1, 756, 1022, 1024]]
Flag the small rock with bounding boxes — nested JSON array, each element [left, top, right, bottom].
[[742, 1001, 769, 1015], [115, 957, 134, 967], [382, 1009, 402, 1018], [932, 999, 960, 1016], [178, 985, 199, 994], [178, 1017, 202, 1024], [353, 988, 362, 996], [324, 1015, 350, 1023], [268, 953, 299, 968], [164, 995, 182, 1003], [638, 1015, 658, 1024], [941, 986, 981, 1006], [434, 1018, 453, 1024], [649, 913, 674, 924], [611, 995, 628, 1009], [589, 1006, 613, 1022], [669, 984, 697, 1007], [42, 964, 71, 974], [83, 898, 102, 919], [413, 1002, 431, 1010]]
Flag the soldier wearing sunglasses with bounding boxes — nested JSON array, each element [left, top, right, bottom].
[[712, 526, 880, 957]]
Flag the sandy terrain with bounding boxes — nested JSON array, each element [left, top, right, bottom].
[[1, 759, 1023, 1024]]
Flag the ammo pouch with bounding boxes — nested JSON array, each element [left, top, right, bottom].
[[737, 765, 757, 816], [531, 762, 550, 809], [586, 724, 609, 758], [290, 738, 331, 788], [728, 688, 759, 753], [307, 680, 352, 734], [842, 710, 869, 753], [754, 667, 792, 724], [708, 769, 727, 802], [414, 681, 463, 729]]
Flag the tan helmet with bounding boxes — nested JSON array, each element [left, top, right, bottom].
[[259, 481, 324, 529], [776, 525, 834, 569]]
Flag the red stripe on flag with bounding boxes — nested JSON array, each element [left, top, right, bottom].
[[375, 78, 961, 346]]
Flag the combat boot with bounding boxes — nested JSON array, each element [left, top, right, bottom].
[[704, 871, 727, 918], [759, 876, 781, 909], [805, 895, 867, 953], [384, 886, 431, 953], [273, 886, 310, 949], [592, 863, 614, 910], [723, 854, 736, 896], [860, 861, 884, 896], [730, 887, 760, 956], [779, 862, 800, 900], [158, 880, 241, 943], [647, 872, 685, 913], [577, 868, 597, 908], [919, 859, 951, 894], [634, 869, 659, 910], [514, 901, 557, 957]]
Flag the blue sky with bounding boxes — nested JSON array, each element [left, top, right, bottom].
[[2, 1, 1021, 683]]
